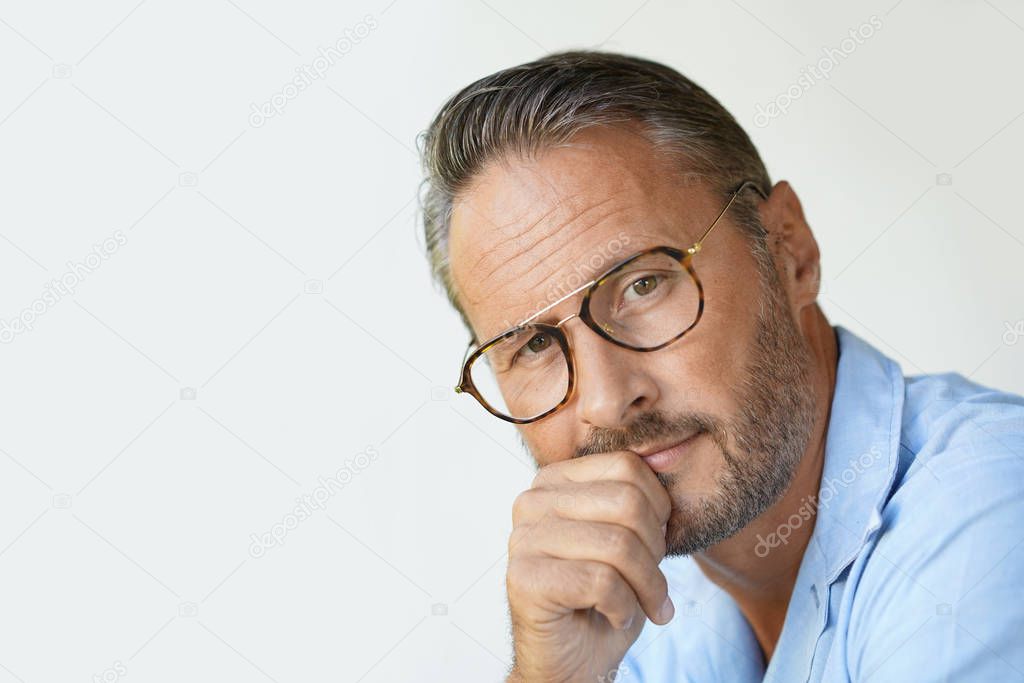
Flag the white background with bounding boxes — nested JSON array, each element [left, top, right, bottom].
[[1, 0, 1022, 681]]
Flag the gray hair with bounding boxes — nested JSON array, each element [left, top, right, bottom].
[[418, 50, 774, 334]]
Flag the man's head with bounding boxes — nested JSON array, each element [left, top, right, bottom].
[[420, 51, 825, 556]]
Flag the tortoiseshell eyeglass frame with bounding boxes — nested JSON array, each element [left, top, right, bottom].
[[454, 179, 769, 425]]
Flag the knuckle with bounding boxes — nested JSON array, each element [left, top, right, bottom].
[[505, 558, 531, 601], [511, 489, 537, 524], [507, 524, 533, 556]]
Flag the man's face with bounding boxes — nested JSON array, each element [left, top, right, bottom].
[[448, 125, 817, 556]]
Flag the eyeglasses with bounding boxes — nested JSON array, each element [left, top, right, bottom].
[[454, 180, 767, 424]]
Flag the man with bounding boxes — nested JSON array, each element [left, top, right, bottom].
[[418, 51, 1024, 681]]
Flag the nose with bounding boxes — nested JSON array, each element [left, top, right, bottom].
[[564, 318, 659, 430]]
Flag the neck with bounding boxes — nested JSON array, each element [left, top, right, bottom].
[[692, 307, 839, 664]]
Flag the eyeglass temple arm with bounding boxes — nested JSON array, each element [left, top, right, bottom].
[[688, 180, 768, 255]]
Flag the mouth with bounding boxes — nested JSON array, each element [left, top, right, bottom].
[[636, 431, 703, 473]]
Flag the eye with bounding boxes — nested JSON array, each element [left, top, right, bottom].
[[510, 331, 554, 367], [625, 275, 659, 301], [524, 333, 551, 355]]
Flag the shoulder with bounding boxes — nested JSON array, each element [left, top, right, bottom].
[[845, 373, 1024, 679], [894, 371, 1024, 506], [901, 370, 1024, 468]]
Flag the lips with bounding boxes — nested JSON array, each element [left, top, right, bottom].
[[637, 431, 703, 473]]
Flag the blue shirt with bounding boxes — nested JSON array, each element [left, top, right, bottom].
[[621, 324, 1024, 682]]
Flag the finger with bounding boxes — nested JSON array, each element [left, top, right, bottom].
[[534, 451, 672, 524], [512, 481, 666, 560], [516, 518, 672, 625], [507, 556, 641, 631]]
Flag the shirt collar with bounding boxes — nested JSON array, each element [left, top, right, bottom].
[[808, 324, 905, 585], [757, 325, 906, 681]]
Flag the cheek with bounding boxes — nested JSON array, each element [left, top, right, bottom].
[[653, 351, 715, 412], [649, 333, 744, 418], [697, 234, 768, 340], [520, 420, 574, 465], [685, 273, 765, 398]]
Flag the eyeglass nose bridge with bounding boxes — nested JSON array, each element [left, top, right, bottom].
[[551, 310, 618, 353], [555, 307, 623, 343]]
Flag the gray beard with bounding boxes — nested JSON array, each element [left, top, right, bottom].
[[659, 274, 817, 556]]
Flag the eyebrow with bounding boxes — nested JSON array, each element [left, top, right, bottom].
[[482, 237, 665, 343], [478, 273, 595, 345]]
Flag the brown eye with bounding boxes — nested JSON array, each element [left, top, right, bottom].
[[526, 333, 551, 354], [631, 276, 657, 297]]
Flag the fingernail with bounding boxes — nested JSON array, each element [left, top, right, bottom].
[[659, 596, 675, 623], [660, 523, 667, 536], [622, 613, 634, 630]]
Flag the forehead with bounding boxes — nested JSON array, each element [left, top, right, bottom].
[[448, 124, 712, 342]]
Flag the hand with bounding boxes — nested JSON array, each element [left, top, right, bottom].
[[506, 451, 675, 682]]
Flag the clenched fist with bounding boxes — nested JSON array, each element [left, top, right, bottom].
[[506, 451, 675, 682]]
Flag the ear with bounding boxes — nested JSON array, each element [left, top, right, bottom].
[[759, 181, 821, 312]]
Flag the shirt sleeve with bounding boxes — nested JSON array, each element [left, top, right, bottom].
[[845, 403, 1024, 681]]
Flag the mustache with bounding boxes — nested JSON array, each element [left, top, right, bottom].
[[574, 409, 724, 458]]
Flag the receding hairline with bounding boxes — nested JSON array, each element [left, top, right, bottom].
[[419, 50, 773, 337]]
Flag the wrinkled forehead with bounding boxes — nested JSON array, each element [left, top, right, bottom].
[[447, 126, 711, 344]]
